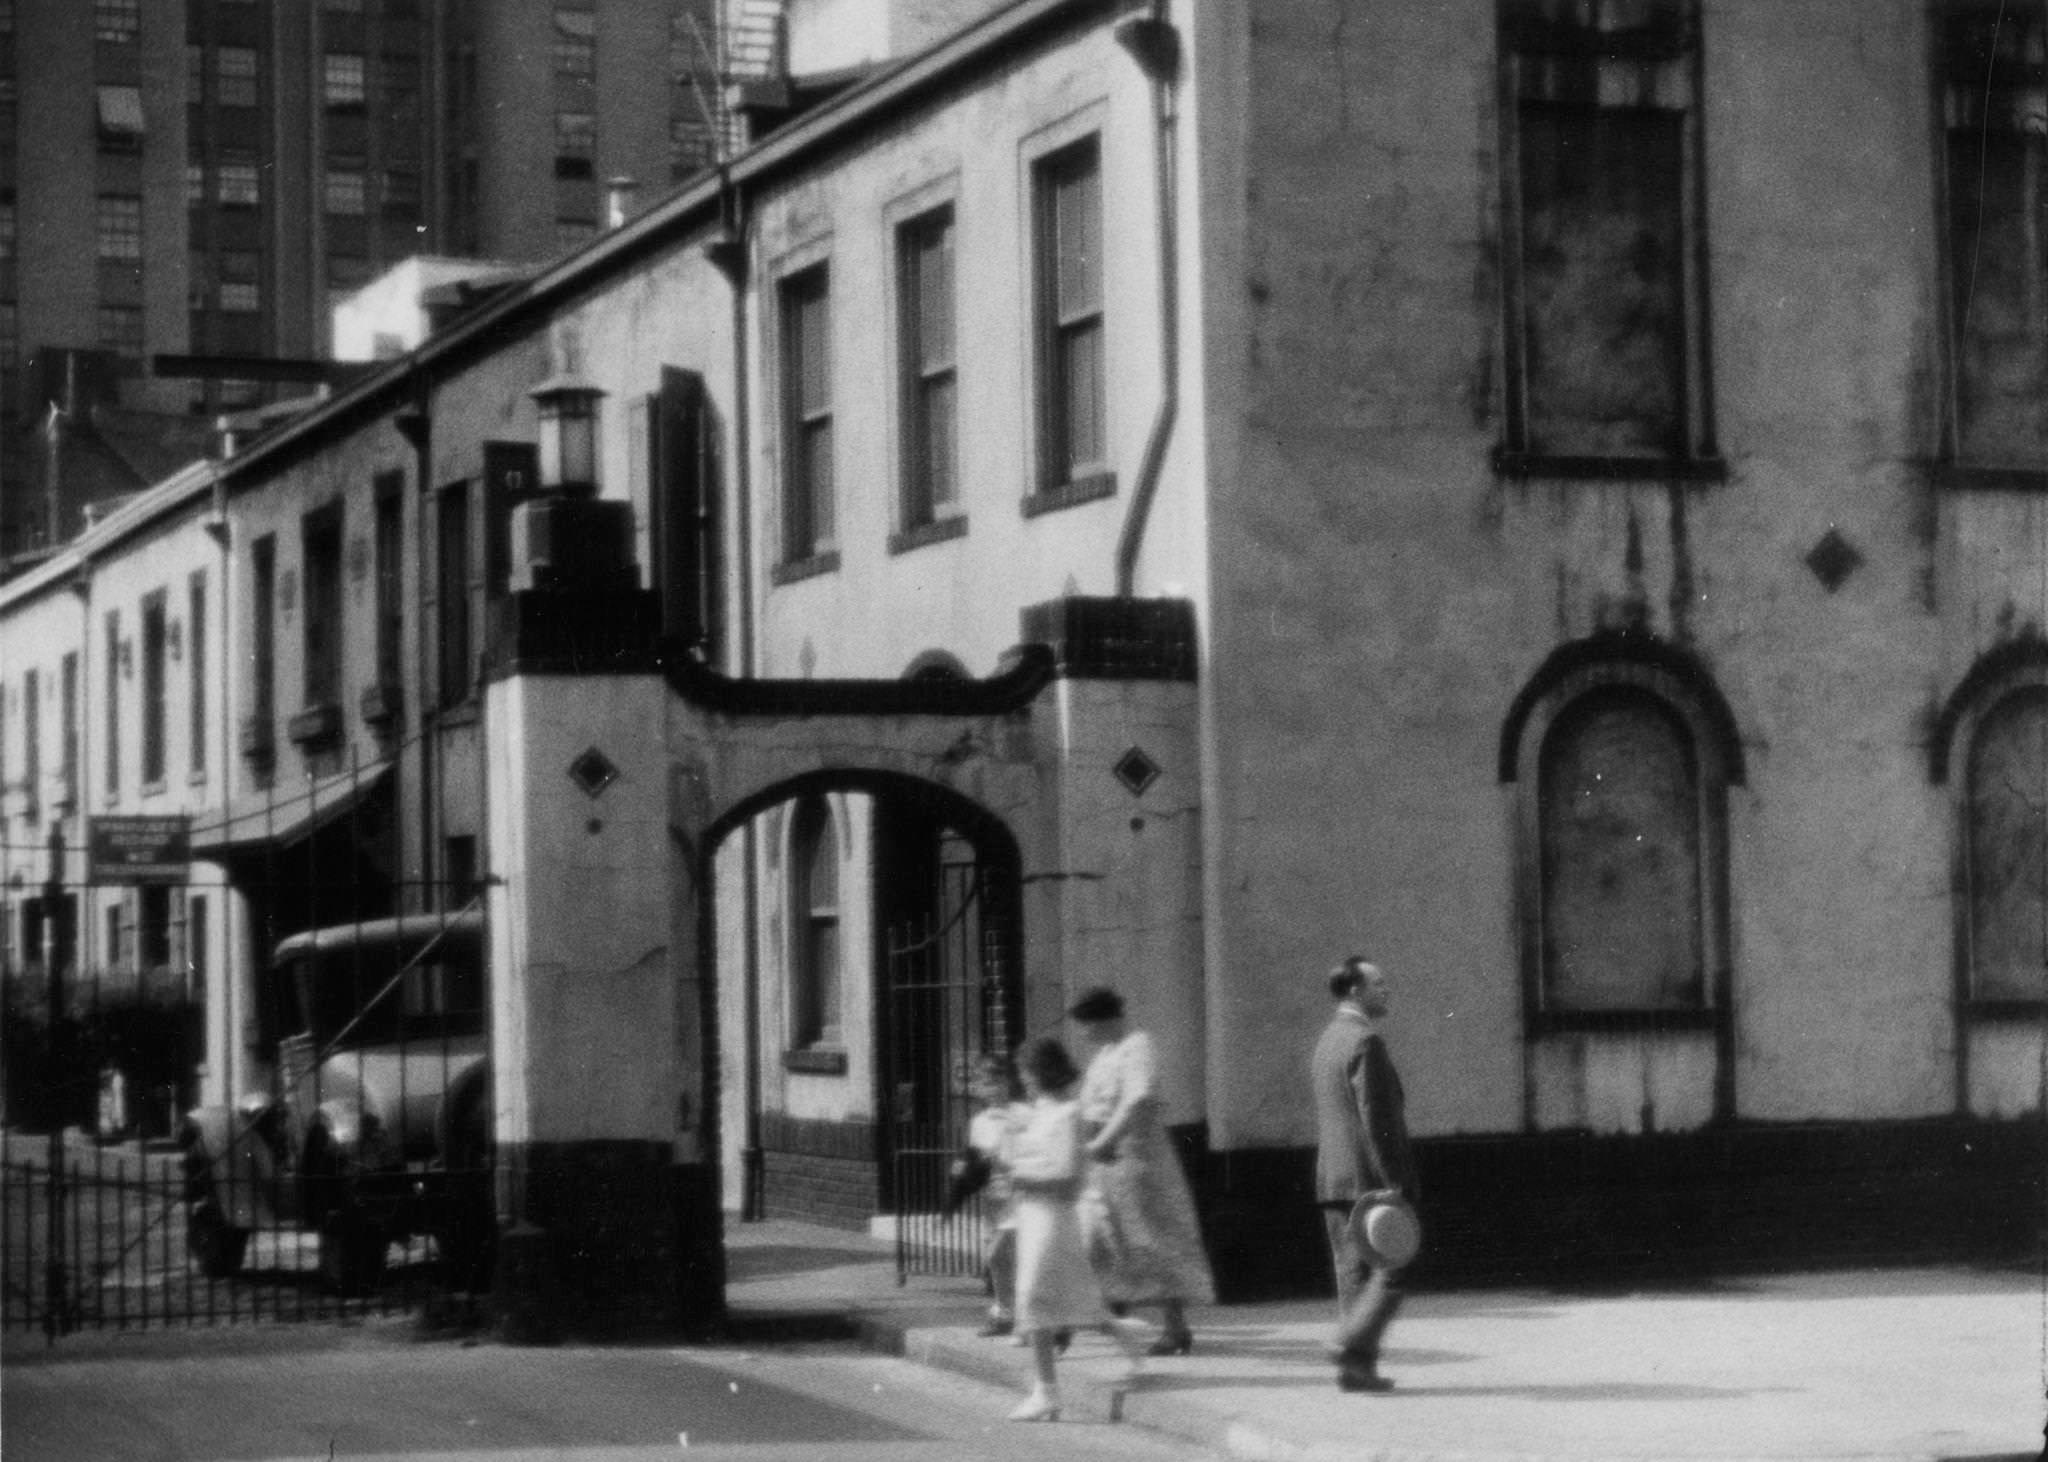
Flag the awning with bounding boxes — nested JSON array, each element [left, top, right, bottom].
[[190, 760, 392, 860], [96, 85, 145, 137]]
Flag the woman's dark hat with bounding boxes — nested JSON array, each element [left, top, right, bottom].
[[1068, 987, 1125, 1022]]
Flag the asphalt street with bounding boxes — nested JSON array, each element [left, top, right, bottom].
[[1, 1322, 1214, 1462]]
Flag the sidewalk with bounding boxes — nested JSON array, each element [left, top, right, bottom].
[[726, 1219, 2046, 1462]]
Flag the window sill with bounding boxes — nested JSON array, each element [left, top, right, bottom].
[[783, 1047, 848, 1075], [435, 699, 480, 729], [1493, 449, 1727, 485], [287, 702, 344, 749], [1931, 463, 2048, 493], [188, 769, 208, 790], [141, 779, 168, 800], [771, 550, 841, 587], [1022, 471, 1117, 518], [1526, 1008, 1719, 1036], [888, 514, 968, 556]]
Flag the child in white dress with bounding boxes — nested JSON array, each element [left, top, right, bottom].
[[1005, 1037, 1145, 1422]]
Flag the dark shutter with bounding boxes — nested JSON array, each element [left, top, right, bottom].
[[652, 366, 721, 656]]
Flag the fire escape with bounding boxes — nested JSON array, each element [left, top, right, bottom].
[[674, 0, 788, 168]]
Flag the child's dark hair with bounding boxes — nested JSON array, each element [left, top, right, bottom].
[[1022, 1037, 1080, 1094]]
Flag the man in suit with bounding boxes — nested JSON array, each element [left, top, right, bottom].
[[1310, 956, 1417, 1392]]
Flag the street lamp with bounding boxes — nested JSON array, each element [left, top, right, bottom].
[[529, 372, 605, 497]]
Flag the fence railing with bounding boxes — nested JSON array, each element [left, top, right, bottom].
[[1, 1127, 491, 1340]]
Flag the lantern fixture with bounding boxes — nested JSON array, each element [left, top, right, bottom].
[[529, 371, 606, 496]]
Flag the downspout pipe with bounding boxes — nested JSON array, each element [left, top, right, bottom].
[[1113, 7, 1182, 599], [701, 177, 765, 1221]]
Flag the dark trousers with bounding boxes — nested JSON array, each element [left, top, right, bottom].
[[1321, 1203, 1404, 1374]]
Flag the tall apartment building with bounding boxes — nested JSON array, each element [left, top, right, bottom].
[[0, 0, 729, 565]]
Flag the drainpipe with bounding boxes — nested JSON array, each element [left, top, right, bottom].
[[1112, 6, 1182, 599], [703, 180, 765, 1219]]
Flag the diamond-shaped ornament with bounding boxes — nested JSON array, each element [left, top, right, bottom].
[[1804, 527, 1863, 593], [1113, 746, 1162, 797], [567, 746, 620, 798]]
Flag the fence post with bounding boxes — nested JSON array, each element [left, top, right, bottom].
[[43, 1130, 66, 1344]]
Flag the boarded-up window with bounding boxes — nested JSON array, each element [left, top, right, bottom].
[[1502, 0, 1703, 461], [1942, 4, 2047, 467], [1538, 689, 1703, 1011], [1967, 687, 2048, 1002]]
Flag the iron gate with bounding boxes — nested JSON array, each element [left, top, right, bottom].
[[884, 854, 1018, 1284]]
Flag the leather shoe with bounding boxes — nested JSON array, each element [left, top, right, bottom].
[[1337, 1368, 1394, 1393]]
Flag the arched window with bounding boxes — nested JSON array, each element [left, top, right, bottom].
[[1537, 687, 1704, 1012], [790, 796, 842, 1048], [1965, 686, 2048, 1004]]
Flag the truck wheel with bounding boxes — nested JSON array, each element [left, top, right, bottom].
[[189, 1200, 249, 1278], [319, 1211, 388, 1297]]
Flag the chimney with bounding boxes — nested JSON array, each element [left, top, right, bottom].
[[606, 177, 640, 230]]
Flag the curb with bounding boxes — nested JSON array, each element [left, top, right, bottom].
[[846, 1314, 2022, 1462]]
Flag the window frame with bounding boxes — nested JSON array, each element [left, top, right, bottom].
[[140, 590, 168, 789], [300, 502, 345, 714], [774, 257, 837, 574], [187, 571, 207, 780], [96, 193, 143, 262], [894, 201, 962, 542], [786, 794, 844, 1057], [1932, 1, 2048, 483], [1029, 132, 1110, 501], [1492, 0, 1723, 483], [436, 481, 474, 709], [1505, 653, 1737, 1044]]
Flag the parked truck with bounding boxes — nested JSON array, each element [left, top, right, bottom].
[[178, 910, 492, 1295]]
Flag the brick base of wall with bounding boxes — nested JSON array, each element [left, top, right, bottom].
[[759, 1112, 879, 1231], [1193, 1117, 2047, 1302]]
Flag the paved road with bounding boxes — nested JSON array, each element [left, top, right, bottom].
[[3, 1323, 1212, 1462]]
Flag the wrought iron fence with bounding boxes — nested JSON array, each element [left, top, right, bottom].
[[1, 1127, 491, 1339]]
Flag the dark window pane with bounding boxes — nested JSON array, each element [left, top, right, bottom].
[[1968, 687, 2048, 1001]]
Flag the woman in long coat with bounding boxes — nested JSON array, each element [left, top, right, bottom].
[[1070, 987, 1215, 1355]]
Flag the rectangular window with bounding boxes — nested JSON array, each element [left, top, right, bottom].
[[185, 161, 206, 207], [437, 483, 472, 706], [1497, 0, 1711, 469], [373, 475, 403, 689], [141, 591, 167, 786], [97, 306, 143, 359], [898, 206, 958, 530], [1941, 3, 2048, 469], [139, 885, 171, 973], [94, 0, 138, 44], [188, 572, 207, 777], [324, 52, 366, 109], [554, 111, 595, 179], [96, 194, 143, 260], [188, 895, 209, 1001], [553, 6, 595, 82], [302, 504, 344, 709], [104, 611, 121, 796], [325, 167, 367, 217], [22, 667, 38, 820], [779, 263, 833, 562], [1033, 137, 1105, 489], [250, 534, 276, 750], [218, 159, 260, 207], [220, 281, 259, 313], [59, 653, 77, 805], [106, 902, 127, 978], [217, 47, 258, 108]]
